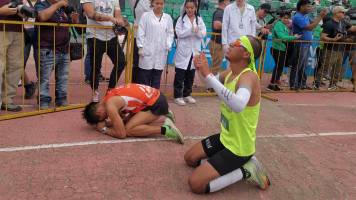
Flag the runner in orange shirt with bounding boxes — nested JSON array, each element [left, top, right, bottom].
[[82, 84, 184, 144]]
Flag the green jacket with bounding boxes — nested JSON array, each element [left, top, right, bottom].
[[272, 20, 296, 51]]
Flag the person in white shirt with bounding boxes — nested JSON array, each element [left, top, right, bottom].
[[222, 0, 256, 54], [173, 0, 206, 106], [137, 0, 174, 89], [128, 0, 151, 83], [81, 0, 126, 102]]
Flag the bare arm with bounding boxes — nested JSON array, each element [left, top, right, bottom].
[[321, 32, 343, 42], [82, 3, 114, 22], [305, 9, 328, 31], [0, 4, 17, 16], [37, 0, 67, 22], [105, 99, 127, 138]]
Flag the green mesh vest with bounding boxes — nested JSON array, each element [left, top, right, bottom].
[[220, 68, 260, 156]]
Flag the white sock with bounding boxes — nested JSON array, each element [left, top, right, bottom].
[[207, 168, 244, 193]]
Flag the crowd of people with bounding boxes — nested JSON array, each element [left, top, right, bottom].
[[1, 0, 355, 112]]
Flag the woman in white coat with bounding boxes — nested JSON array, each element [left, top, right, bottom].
[[174, 0, 206, 106], [137, 0, 174, 89]]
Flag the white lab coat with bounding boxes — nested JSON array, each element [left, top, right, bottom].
[[222, 3, 257, 45], [137, 11, 174, 70], [128, 0, 152, 37], [174, 15, 206, 70]]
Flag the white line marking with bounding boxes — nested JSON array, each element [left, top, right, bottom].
[[0, 132, 355, 153], [277, 103, 356, 108]]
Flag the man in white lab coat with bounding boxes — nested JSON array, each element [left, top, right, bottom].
[[222, 0, 257, 54]]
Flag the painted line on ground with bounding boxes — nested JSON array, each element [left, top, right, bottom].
[[0, 132, 356, 153], [276, 103, 356, 108]]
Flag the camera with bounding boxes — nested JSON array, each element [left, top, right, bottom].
[[113, 24, 128, 35], [63, 6, 75, 15], [9, 0, 37, 18]]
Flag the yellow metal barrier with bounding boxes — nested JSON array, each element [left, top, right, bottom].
[[0, 20, 134, 121], [0, 19, 355, 120]]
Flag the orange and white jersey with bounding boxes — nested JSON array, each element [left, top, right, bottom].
[[103, 84, 160, 113]]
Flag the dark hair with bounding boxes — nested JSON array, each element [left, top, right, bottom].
[[181, 0, 200, 26], [82, 102, 101, 125], [247, 35, 262, 60], [297, 0, 312, 11], [150, 0, 166, 8], [279, 11, 292, 18]]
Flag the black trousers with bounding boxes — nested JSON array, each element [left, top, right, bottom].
[[137, 68, 163, 89], [270, 48, 287, 84], [132, 38, 139, 83], [87, 37, 126, 90], [174, 55, 195, 98]]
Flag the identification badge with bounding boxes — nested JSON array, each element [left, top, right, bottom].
[[221, 113, 229, 131]]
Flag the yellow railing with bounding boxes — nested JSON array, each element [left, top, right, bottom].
[[0, 19, 355, 120]]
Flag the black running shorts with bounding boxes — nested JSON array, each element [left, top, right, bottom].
[[142, 93, 169, 116], [201, 133, 252, 176]]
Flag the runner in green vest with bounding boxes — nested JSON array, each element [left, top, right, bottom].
[[184, 35, 270, 194]]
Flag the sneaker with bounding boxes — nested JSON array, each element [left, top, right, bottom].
[[92, 90, 100, 102], [183, 96, 196, 104], [163, 118, 184, 144], [56, 101, 68, 107], [266, 84, 281, 91], [166, 110, 176, 123], [174, 98, 186, 106], [24, 81, 36, 99], [312, 84, 320, 90], [243, 157, 270, 190], [301, 85, 312, 90], [328, 84, 337, 91], [1, 103, 22, 112]]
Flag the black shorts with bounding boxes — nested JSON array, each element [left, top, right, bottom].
[[201, 134, 252, 176], [142, 93, 169, 116]]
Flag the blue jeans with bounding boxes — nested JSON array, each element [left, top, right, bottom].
[[39, 48, 69, 106], [290, 45, 309, 88]]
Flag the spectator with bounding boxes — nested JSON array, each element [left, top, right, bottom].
[[209, 0, 230, 77], [0, 0, 26, 112], [316, 6, 356, 90], [267, 11, 301, 91], [127, 0, 151, 83], [173, 0, 206, 106], [23, 0, 38, 100], [82, 0, 126, 102], [222, 0, 257, 55], [35, 0, 79, 109], [255, 3, 271, 37], [137, 0, 174, 89], [200, 0, 209, 10], [289, 0, 327, 90]]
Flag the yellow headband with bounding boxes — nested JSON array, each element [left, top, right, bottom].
[[239, 36, 256, 73]]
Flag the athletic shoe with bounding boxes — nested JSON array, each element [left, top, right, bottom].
[[24, 81, 36, 99], [243, 157, 270, 190], [174, 98, 186, 106], [1, 103, 22, 112], [163, 118, 184, 144], [183, 96, 196, 104], [166, 110, 176, 123], [92, 90, 100, 102], [266, 84, 281, 91], [327, 84, 337, 91]]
